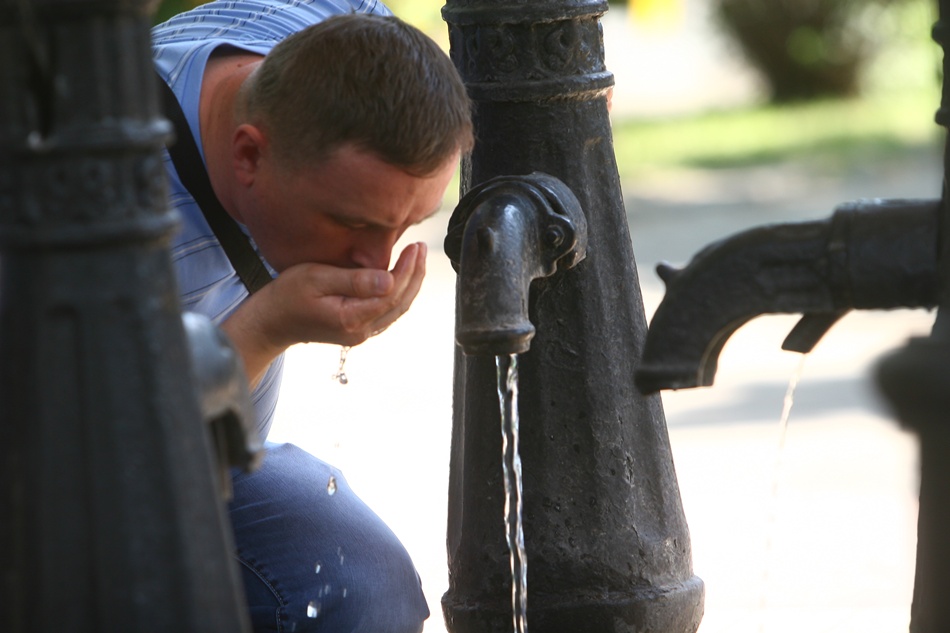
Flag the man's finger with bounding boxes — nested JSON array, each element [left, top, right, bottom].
[[349, 268, 394, 298], [339, 246, 427, 334], [366, 244, 427, 335], [292, 262, 394, 299]]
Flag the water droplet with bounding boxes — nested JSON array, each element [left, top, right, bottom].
[[343, 588, 348, 598], [306, 601, 320, 618], [331, 346, 351, 385], [337, 546, 345, 565], [327, 476, 337, 496], [314, 561, 322, 574], [324, 583, 332, 596]]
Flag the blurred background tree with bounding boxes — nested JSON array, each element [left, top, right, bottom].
[[153, 0, 196, 24], [152, 0, 448, 45], [712, 0, 914, 102]]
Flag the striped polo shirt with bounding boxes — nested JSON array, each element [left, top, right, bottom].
[[152, 0, 392, 441]]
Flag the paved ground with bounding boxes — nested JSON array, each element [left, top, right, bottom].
[[268, 4, 945, 632]]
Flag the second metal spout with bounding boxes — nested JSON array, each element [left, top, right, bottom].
[[444, 173, 588, 355], [636, 198, 940, 393]]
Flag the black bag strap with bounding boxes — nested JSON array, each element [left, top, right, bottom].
[[157, 72, 272, 295]]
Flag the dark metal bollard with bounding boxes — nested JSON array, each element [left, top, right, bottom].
[[441, 1, 704, 631], [875, 2, 950, 630], [0, 1, 251, 630]]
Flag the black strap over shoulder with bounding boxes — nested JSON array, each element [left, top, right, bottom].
[[156, 72, 272, 295]]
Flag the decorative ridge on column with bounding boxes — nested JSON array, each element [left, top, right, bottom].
[[0, 0, 174, 248], [442, 0, 613, 102]]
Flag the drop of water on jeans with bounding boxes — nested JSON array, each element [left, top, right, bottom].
[[314, 561, 322, 574], [343, 587, 348, 598], [324, 583, 332, 596], [327, 476, 337, 496], [331, 346, 351, 385], [306, 601, 320, 618]]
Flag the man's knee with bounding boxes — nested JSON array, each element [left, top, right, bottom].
[[297, 536, 429, 632], [230, 443, 429, 633]]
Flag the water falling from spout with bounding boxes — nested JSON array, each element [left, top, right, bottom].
[[758, 354, 807, 631], [497, 353, 528, 633]]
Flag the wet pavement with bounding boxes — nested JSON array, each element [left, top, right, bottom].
[[267, 4, 944, 631]]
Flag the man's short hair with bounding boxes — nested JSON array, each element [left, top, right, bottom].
[[241, 13, 473, 175]]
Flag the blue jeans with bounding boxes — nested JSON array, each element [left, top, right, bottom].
[[229, 443, 430, 632]]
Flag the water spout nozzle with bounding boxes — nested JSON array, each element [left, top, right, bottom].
[[635, 198, 940, 394], [445, 173, 588, 355], [183, 312, 263, 499]]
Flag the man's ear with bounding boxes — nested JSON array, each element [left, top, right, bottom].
[[232, 123, 268, 187]]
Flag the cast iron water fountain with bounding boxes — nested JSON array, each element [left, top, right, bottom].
[[635, 1, 950, 631], [0, 0, 260, 629], [0, 0, 707, 628], [442, 1, 704, 631]]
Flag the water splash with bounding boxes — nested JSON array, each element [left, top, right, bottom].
[[331, 346, 350, 385], [758, 354, 807, 630], [497, 353, 528, 633], [306, 600, 320, 618]]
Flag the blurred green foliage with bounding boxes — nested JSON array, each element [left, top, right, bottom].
[[610, 0, 941, 177], [611, 87, 941, 177], [153, 0, 199, 24], [712, 0, 923, 102], [152, 0, 449, 44]]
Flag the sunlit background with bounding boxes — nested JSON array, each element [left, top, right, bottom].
[[154, 0, 943, 631]]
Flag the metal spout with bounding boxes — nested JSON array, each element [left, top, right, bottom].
[[182, 312, 263, 500], [636, 198, 940, 393], [444, 173, 588, 355]]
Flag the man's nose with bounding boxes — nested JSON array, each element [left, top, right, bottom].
[[351, 230, 399, 270]]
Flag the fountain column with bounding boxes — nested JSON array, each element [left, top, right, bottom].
[[441, 1, 704, 631], [875, 2, 950, 631], [0, 0, 250, 630]]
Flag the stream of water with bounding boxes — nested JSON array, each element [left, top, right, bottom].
[[496, 353, 528, 633], [758, 354, 808, 631]]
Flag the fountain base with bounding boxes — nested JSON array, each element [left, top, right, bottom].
[[443, 576, 704, 633]]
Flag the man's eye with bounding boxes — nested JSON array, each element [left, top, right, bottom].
[[335, 217, 368, 230]]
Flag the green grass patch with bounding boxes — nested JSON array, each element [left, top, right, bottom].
[[611, 87, 943, 179]]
